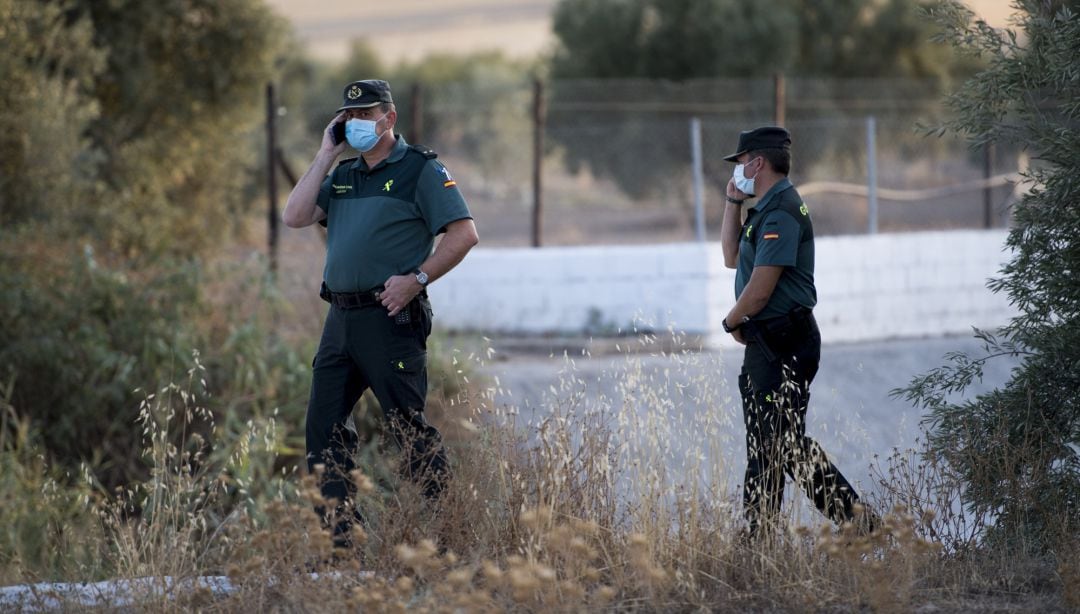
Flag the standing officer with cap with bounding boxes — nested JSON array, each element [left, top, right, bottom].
[[283, 79, 478, 548], [720, 126, 873, 539]]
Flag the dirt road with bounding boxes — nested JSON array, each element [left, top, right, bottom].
[[478, 334, 1019, 517]]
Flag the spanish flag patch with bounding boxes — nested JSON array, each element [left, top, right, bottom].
[[763, 232, 780, 240], [443, 180, 456, 188]]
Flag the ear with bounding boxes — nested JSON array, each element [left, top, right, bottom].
[[750, 156, 764, 175], [385, 109, 398, 130]]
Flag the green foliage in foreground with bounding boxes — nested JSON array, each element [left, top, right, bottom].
[[0, 0, 285, 260], [0, 232, 313, 487], [0, 0, 311, 487], [896, 0, 1080, 548]]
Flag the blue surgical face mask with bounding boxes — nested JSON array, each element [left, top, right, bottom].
[[345, 114, 385, 152]]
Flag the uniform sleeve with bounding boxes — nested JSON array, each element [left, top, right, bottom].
[[416, 160, 473, 234], [753, 211, 802, 268], [316, 173, 333, 212]]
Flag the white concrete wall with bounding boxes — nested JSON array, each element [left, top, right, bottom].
[[428, 230, 1015, 346]]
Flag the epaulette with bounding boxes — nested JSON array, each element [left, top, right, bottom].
[[408, 144, 438, 159]]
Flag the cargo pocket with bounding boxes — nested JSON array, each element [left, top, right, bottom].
[[384, 351, 429, 413], [389, 352, 425, 376]]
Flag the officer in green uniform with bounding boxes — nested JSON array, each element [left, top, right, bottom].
[[282, 79, 479, 546], [719, 126, 872, 539]]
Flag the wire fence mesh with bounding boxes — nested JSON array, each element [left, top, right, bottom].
[[391, 77, 1021, 246]]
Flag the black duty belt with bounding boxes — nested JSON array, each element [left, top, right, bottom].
[[320, 282, 381, 309], [757, 305, 813, 334], [743, 307, 815, 362], [319, 282, 428, 310]]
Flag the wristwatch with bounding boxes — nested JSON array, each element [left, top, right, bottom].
[[725, 196, 746, 205], [413, 268, 429, 287]]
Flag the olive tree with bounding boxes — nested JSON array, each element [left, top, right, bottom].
[[895, 0, 1080, 548]]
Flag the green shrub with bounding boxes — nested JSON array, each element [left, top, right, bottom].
[[0, 232, 313, 487], [895, 0, 1080, 549]]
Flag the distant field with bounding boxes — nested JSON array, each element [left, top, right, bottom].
[[264, 0, 1014, 64], [263, 0, 558, 63]]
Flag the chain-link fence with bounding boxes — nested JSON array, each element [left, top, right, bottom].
[[389, 77, 1022, 246]]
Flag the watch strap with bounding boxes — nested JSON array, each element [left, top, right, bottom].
[[413, 268, 429, 287]]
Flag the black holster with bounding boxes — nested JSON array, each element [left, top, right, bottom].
[[740, 319, 777, 362]]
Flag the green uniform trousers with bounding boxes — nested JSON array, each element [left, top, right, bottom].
[[306, 295, 448, 540], [738, 310, 864, 537]]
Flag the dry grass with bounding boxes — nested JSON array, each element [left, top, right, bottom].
[[1, 335, 1071, 611]]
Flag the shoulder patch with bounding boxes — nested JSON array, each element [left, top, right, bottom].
[[432, 161, 457, 188], [408, 144, 438, 159]]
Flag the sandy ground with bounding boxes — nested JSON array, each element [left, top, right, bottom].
[[264, 0, 1014, 64]]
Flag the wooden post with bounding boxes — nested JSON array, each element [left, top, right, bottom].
[[531, 77, 545, 248], [773, 73, 785, 127], [408, 82, 424, 144], [266, 83, 279, 275], [277, 148, 327, 246], [983, 141, 996, 228]]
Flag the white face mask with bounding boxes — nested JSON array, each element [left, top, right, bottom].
[[732, 159, 758, 196]]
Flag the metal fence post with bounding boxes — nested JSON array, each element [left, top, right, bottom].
[[266, 83, 279, 274], [983, 141, 996, 228], [866, 115, 878, 234], [690, 117, 706, 242], [532, 77, 545, 248]]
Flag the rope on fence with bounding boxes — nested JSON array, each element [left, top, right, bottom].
[[798, 172, 1022, 201]]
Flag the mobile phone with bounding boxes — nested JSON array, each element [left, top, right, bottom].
[[331, 121, 346, 145]]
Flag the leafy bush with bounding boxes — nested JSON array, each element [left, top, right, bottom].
[[895, 0, 1080, 548], [0, 0, 103, 229], [0, 230, 314, 486], [0, 0, 310, 486]]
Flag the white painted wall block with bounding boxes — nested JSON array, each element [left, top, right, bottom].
[[427, 230, 1015, 346]]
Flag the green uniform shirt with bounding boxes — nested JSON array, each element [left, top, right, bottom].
[[316, 136, 472, 293], [735, 177, 817, 320]]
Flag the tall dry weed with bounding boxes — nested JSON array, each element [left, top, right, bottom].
[[1, 335, 1072, 610]]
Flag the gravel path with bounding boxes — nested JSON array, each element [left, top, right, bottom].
[[478, 334, 1020, 511]]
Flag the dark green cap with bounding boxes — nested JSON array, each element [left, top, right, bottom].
[[336, 79, 394, 113], [723, 126, 791, 162]]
